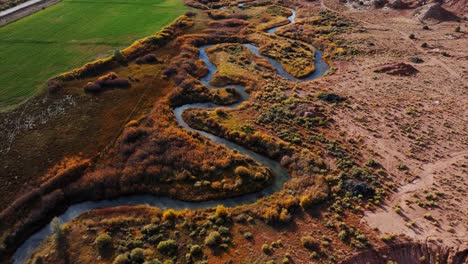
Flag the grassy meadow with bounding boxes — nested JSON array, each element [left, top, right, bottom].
[[0, 0, 186, 110]]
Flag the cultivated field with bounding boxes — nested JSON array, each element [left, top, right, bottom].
[[0, 0, 186, 110]]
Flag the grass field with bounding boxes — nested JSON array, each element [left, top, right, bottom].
[[0, 0, 186, 110]]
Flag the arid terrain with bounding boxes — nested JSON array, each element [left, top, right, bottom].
[[0, 0, 466, 263]]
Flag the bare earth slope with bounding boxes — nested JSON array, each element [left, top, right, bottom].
[[318, 0, 467, 251]]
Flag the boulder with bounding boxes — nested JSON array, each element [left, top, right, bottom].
[[373, 0, 388, 8], [387, 0, 406, 9]]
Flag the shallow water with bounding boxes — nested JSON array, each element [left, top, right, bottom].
[[12, 8, 329, 264]]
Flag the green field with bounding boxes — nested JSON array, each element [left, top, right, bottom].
[[0, 0, 186, 110]]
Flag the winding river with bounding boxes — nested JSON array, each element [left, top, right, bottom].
[[12, 8, 329, 264]]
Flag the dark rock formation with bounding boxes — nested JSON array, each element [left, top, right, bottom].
[[374, 62, 419, 76], [413, 3, 460, 22], [343, 180, 375, 198]]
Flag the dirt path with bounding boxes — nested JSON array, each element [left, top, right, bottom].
[[399, 150, 467, 194], [364, 150, 467, 247]]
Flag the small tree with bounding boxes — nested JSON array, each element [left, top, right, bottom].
[[215, 205, 229, 218], [162, 209, 177, 221], [130, 248, 145, 263], [157, 239, 178, 256], [95, 232, 113, 255], [51, 217, 65, 245], [112, 253, 130, 264], [204, 231, 221, 247], [113, 49, 125, 62], [50, 217, 64, 239]]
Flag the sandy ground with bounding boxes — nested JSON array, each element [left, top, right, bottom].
[[312, 0, 467, 250]]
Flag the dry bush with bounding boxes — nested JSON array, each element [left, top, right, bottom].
[[84, 72, 131, 93], [84, 82, 103, 93], [135, 53, 159, 65], [47, 79, 63, 94], [299, 183, 329, 210], [208, 19, 248, 28]]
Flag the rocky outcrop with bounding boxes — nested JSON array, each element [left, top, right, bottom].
[[387, 0, 407, 9], [341, 242, 467, 264], [443, 0, 467, 16], [343, 180, 375, 198], [413, 3, 460, 22], [374, 62, 419, 76]]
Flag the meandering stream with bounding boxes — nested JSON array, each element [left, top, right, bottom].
[[13, 8, 329, 264]]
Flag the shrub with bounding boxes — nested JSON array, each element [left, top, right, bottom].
[[157, 239, 178, 256], [95, 232, 113, 254], [321, 241, 330, 247], [261, 244, 272, 255], [301, 236, 319, 251], [84, 82, 102, 93], [51, 217, 64, 242], [381, 233, 396, 242], [422, 25, 429, 30], [145, 260, 162, 264], [317, 93, 346, 103], [397, 163, 408, 171], [409, 57, 424, 63], [162, 209, 177, 221], [423, 213, 433, 220], [189, 244, 203, 256], [113, 253, 130, 264], [243, 232, 253, 240], [234, 166, 251, 177], [130, 248, 145, 263], [136, 53, 158, 64], [263, 207, 279, 223], [310, 251, 319, 259], [409, 34, 415, 39], [218, 226, 230, 235], [215, 205, 230, 218], [185, 11, 196, 17], [300, 188, 328, 209], [279, 208, 292, 223], [455, 25, 460, 32], [47, 79, 63, 94], [215, 108, 227, 117], [204, 231, 221, 247], [102, 78, 131, 88], [338, 230, 348, 241], [366, 159, 380, 167], [113, 49, 125, 62]]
